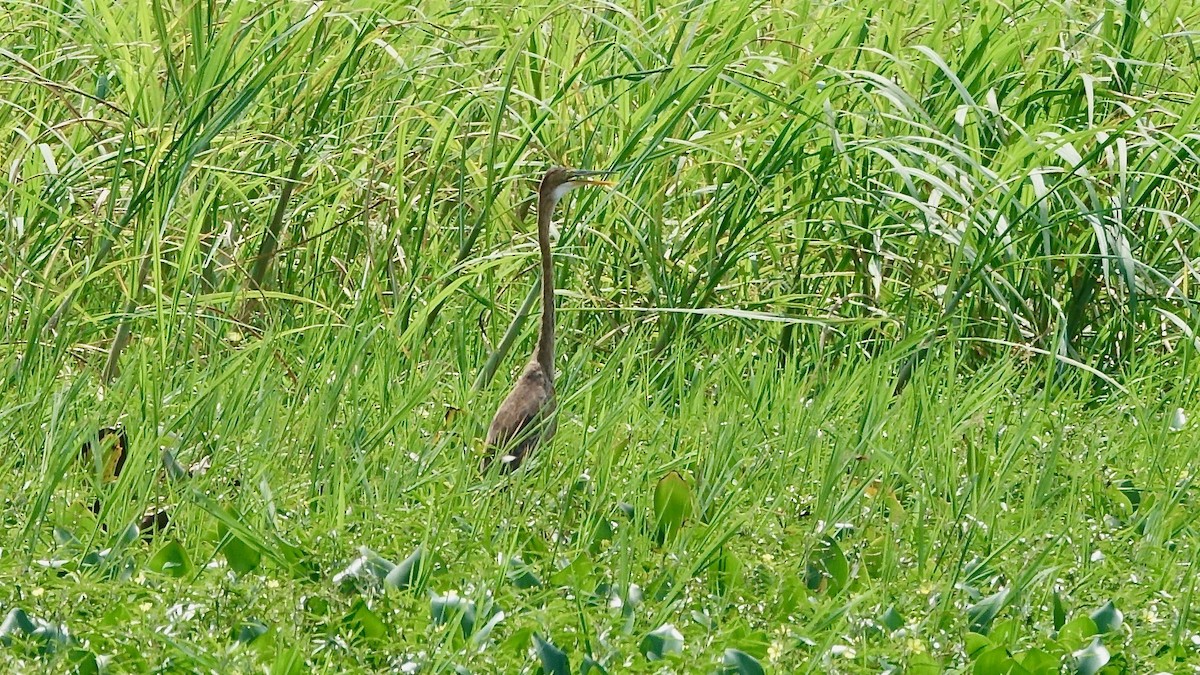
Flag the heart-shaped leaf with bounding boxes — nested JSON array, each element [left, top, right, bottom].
[[967, 588, 1010, 635], [1088, 601, 1122, 634], [533, 633, 571, 675], [148, 541, 193, 578], [233, 620, 269, 644], [879, 606, 903, 633], [385, 546, 425, 591], [343, 599, 386, 641], [1072, 637, 1109, 675], [1052, 591, 1067, 631], [653, 472, 694, 544], [639, 623, 684, 660], [431, 592, 475, 638], [217, 523, 261, 575], [0, 608, 36, 644], [804, 536, 849, 595], [1057, 615, 1098, 650], [506, 557, 541, 589], [333, 546, 396, 588], [722, 648, 764, 675]]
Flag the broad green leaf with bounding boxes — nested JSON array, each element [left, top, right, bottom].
[[53, 527, 79, 547], [639, 623, 684, 660], [333, 546, 395, 588], [804, 536, 849, 595], [653, 472, 693, 543], [233, 620, 269, 644], [1088, 601, 1122, 634], [506, 557, 541, 589], [1072, 638, 1109, 675], [965, 631, 992, 658], [711, 547, 742, 594], [723, 648, 764, 675], [147, 541, 193, 578], [114, 522, 140, 548], [971, 646, 1024, 674], [532, 633, 570, 675], [967, 589, 1010, 635], [217, 523, 261, 575], [431, 592, 475, 638], [1114, 479, 1141, 510], [343, 599, 386, 641], [0, 608, 36, 644], [879, 606, 903, 633], [385, 546, 425, 591], [907, 653, 943, 674], [67, 647, 103, 675], [1017, 648, 1058, 671], [1057, 615, 1098, 650], [1052, 592, 1067, 631]]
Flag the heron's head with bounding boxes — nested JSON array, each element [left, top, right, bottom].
[[540, 166, 616, 204]]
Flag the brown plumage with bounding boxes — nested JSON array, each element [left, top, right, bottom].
[[481, 166, 614, 473]]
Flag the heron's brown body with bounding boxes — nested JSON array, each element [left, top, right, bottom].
[[481, 167, 612, 473]]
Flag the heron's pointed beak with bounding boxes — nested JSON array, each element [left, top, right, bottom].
[[569, 169, 617, 187]]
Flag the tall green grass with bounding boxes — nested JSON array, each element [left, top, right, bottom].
[[2, 0, 1199, 671]]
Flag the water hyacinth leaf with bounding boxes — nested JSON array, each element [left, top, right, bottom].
[[550, 555, 594, 588], [532, 632, 571, 675], [470, 609, 505, 646], [304, 596, 330, 616], [147, 541, 193, 578], [507, 557, 541, 589], [653, 471, 694, 543], [880, 606, 903, 633], [161, 447, 189, 481], [53, 527, 79, 547], [971, 646, 1022, 674], [907, 653, 943, 674], [712, 547, 742, 594], [0, 608, 36, 644], [639, 623, 684, 660], [233, 620, 269, 644], [589, 518, 614, 554], [431, 592, 475, 638], [1072, 638, 1109, 675], [989, 619, 1020, 648], [1053, 592, 1067, 631], [1114, 479, 1141, 510], [1057, 615, 1098, 649], [1017, 648, 1057, 671], [964, 631, 992, 658], [967, 588, 1010, 635], [385, 546, 426, 591], [804, 536, 849, 595], [114, 521, 141, 548], [343, 599, 386, 640], [581, 655, 607, 674], [67, 647, 104, 675], [722, 648, 765, 675], [273, 535, 318, 580], [217, 523, 261, 575], [1088, 601, 1122, 634], [0, 608, 70, 653], [333, 546, 396, 588]]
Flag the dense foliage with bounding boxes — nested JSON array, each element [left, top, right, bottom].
[[1, 0, 1198, 671]]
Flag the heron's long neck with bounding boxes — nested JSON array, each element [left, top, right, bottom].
[[534, 189, 558, 377]]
